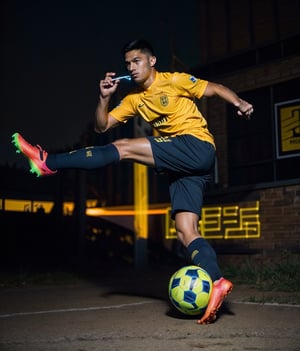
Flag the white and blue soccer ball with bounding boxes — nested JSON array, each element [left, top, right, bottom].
[[168, 265, 212, 315]]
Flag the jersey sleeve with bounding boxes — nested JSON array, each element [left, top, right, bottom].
[[173, 72, 208, 99], [109, 95, 137, 123]]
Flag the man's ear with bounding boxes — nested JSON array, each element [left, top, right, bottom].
[[150, 56, 156, 67]]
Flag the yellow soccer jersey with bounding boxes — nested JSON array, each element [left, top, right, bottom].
[[109, 71, 215, 147]]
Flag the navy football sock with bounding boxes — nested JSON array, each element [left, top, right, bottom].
[[46, 144, 120, 170], [186, 237, 222, 281]]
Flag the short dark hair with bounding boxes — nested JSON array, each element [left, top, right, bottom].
[[122, 39, 155, 56]]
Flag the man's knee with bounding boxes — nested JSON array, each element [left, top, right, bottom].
[[176, 229, 200, 247]]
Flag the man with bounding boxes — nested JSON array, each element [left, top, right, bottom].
[[12, 39, 253, 324]]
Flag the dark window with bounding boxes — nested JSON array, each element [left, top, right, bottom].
[[227, 78, 300, 186]]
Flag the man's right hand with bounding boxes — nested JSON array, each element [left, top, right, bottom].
[[99, 72, 120, 98]]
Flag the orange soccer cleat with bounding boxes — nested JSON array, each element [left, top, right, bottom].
[[197, 277, 233, 324]]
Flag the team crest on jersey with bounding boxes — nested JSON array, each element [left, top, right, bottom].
[[189, 76, 197, 83], [160, 95, 169, 107]]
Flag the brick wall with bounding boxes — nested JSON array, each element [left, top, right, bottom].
[[259, 184, 300, 253]]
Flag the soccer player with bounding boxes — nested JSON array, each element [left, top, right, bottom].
[[12, 39, 253, 324]]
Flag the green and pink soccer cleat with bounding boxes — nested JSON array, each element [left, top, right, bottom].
[[12, 132, 57, 177]]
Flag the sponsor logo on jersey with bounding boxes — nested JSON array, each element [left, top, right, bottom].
[[152, 115, 168, 128]]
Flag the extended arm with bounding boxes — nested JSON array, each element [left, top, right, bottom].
[[204, 82, 254, 119]]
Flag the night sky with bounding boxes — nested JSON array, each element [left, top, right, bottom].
[[1, 0, 202, 167]]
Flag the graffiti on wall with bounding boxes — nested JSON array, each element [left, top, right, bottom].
[[166, 201, 260, 239]]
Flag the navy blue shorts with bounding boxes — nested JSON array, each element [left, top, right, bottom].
[[147, 135, 215, 219]]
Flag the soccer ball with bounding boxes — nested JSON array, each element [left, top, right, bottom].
[[168, 265, 212, 316]]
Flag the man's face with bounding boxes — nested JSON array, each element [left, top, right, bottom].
[[124, 49, 156, 85]]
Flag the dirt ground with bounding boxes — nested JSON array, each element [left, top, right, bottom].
[[0, 266, 299, 351]]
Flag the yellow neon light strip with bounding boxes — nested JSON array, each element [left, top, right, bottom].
[[86, 208, 168, 216]]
